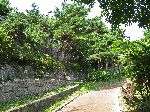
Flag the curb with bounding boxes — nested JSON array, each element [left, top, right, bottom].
[[54, 91, 90, 112]]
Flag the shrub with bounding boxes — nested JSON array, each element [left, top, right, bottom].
[[113, 34, 150, 111], [88, 70, 123, 81], [135, 101, 150, 112]]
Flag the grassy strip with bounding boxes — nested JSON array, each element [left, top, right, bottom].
[[0, 83, 78, 112], [44, 78, 123, 112]]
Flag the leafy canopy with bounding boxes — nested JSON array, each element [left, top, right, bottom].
[[0, 0, 12, 18], [51, 3, 124, 72], [71, 0, 150, 28]]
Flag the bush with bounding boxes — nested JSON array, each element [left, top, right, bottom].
[[113, 35, 150, 111], [135, 101, 150, 112], [88, 70, 124, 81]]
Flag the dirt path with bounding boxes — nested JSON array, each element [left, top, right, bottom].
[[59, 86, 122, 112]]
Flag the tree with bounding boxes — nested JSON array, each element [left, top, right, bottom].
[[51, 3, 94, 73], [52, 3, 124, 74], [1, 3, 63, 75], [71, 0, 150, 28], [0, 0, 12, 19], [0, 27, 13, 64], [0, 1, 124, 79], [112, 32, 150, 111]]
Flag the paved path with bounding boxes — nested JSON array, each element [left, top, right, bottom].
[[59, 86, 121, 112]]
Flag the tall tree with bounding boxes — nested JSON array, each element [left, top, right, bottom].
[[52, 3, 124, 72], [1, 3, 62, 74]]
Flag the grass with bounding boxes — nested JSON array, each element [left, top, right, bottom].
[[44, 78, 123, 112], [0, 83, 78, 112]]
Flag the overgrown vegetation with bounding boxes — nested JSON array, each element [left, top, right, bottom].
[[71, 0, 150, 111], [0, 0, 124, 80], [88, 70, 125, 82], [1, 0, 150, 111], [113, 35, 150, 111]]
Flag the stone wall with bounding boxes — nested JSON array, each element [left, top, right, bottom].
[[0, 79, 73, 104], [7, 85, 80, 112], [0, 64, 38, 81], [0, 64, 79, 104], [0, 64, 78, 81]]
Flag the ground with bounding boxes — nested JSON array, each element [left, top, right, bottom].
[[58, 86, 122, 112]]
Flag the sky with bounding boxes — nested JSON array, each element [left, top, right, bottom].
[[9, 0, 144, 41]]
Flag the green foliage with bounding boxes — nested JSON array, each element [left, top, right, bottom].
[[112, 31, 150, 111], [88, 70, 124, 81], [72, 0, 150, 28], [0, 27, 13, 63], [0, 0, 12, 18], [0, 3, 63, 76], [135, 101, 150, 112], [51, 3, 124, 73], [0, 2, 124, 79], [88, 70, 110, 81], [115, 39, 150, 100]]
